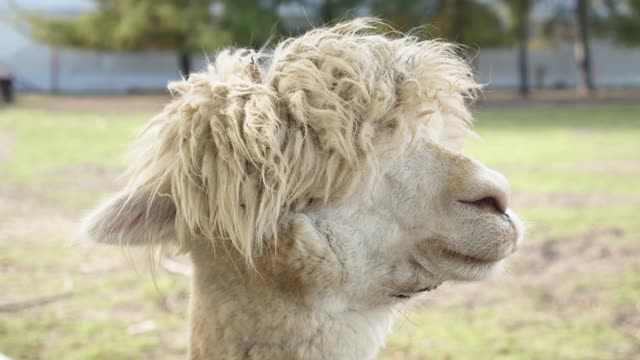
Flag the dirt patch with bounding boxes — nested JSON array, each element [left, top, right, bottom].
[[514, 227, 629, 273], [615, 304, 640, 342], [475, 88, 640, 109], [414, 226, 637, 309], [0, 185, 77, 240], [15, 94, 171, 114], [0, 209, 76, 240], [0, 166, 122, 250], [10, 89, 640, 113], [512, 190, 637, 209], [568, 158, 640, 175], [44, 164, 125, 192], [0, 130, 15, 163], [499, 158, 640, 177]]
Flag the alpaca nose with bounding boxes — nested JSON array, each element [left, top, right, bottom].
[[457, 168, 511, 214]]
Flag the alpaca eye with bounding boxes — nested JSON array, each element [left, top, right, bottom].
[[307, 199, 314, 206]]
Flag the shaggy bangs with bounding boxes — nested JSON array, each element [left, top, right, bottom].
[[122, 18, 480, 262]]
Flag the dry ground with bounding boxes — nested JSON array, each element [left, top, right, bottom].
[[0, 94, 639, 359]]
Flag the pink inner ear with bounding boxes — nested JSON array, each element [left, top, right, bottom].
[[109, 212, 144, 234]]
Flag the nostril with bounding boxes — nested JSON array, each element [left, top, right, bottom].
[[502, 212, 512, 224], [460, 196, 506, 214]]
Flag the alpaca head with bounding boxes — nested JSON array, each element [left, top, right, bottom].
[[83, 19, 523, 310]]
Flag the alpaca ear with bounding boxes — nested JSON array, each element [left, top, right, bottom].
[[81, 190, 177, 246]]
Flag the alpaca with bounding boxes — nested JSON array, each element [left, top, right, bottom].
[[83, 19, 524, 359]]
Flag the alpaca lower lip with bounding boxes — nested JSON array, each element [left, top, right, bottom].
[[440, 247, 502, 264], [427, 241, 507, 264], [392, 284, 440, 299], [416, 285, 437, 292]]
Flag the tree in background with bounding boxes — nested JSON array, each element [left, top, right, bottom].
[[575, 0, 594, 93], [315, 0, 363, 24], [369, 0, 437, 32], [504, 0, 533, 96], [606, 0, 640, 45], [15, 0, 628, 95], [19, 0, 284, 76], [371, 0, 512, 49], [543, 0, 598, 94]]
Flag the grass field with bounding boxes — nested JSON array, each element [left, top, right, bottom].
[[1, 98, 639, 359]]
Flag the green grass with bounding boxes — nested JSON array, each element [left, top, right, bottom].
[[0, 108, 148, 210], [1, 102, 639, 359], [0, 109, 145, 184], [387, 302, 630, 360], [470, 107, 640, 193]]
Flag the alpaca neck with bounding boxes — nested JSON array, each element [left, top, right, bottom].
[[188, 247, 395, 360]]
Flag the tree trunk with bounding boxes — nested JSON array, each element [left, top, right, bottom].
[[517, 0, 530, 97], [50, 47, 60, 93], [179, 51, 192, 78], [575, 0, 595, 94], [518, 38, 530, 97]]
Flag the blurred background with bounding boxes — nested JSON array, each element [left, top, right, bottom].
[[0, 0, 639, 359]]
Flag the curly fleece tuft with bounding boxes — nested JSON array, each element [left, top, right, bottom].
[[122, 18, 480, 262]]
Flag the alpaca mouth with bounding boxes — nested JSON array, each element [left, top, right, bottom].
[[392, 283, 441, 299], [435, 245, 505, 264], [426, 239, 511, 265]]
